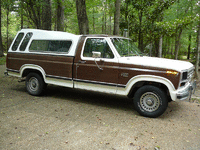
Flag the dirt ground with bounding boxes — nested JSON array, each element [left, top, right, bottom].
[[0, 64, 200, 150]]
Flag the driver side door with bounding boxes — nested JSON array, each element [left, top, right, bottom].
[[74, 37, 119, 94]]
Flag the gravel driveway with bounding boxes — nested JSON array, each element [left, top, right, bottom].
[[0, 65, 200, 150]]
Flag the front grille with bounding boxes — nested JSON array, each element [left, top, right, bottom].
[[188, 68, 194, 79], [180, 67, 194, 88]]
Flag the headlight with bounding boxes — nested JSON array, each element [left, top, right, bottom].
[[182, 72, 188, 80]]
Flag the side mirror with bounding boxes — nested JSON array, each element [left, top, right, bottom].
[[92, 51, 101, 58]]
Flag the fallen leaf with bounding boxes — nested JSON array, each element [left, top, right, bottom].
[[129, 142, 134, 146]]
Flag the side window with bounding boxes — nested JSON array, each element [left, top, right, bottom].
[[48, 41, 72, 52], [83, 38, 114, 58], [29, 40, 72, 53], [12, 33, 24, 51], [20, 32, 33, 51], [29, 40, 49, 51]]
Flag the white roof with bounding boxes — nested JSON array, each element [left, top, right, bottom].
[[20, 29, 81, 40], [9, 29, 81, 56]]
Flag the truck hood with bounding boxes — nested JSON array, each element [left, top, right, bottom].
[[118, 56, 194, 72]]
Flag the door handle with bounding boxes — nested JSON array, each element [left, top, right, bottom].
[[78, 60, 86, 64]]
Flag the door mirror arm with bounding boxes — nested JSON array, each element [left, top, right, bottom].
[[94, 58, 103, 70]]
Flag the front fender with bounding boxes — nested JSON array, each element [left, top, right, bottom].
[[117, 75, 176, 101]]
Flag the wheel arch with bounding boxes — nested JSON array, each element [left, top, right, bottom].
[[126, 75, 175, 101], [20, 64, 46, 81]]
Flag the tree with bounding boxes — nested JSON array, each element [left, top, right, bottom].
[[56, 0, 65, 31], [22, 0, 51, 30], [120, 0, 175, 52], [158, 35, 162, 57], [76, 0, 89, 34], [42, 0, 51, 30], [0, 0, 4, 57], [113, 0, 121, 35], [195, 22, 200, 79]]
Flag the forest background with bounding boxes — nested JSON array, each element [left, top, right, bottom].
[[0, 0, 199, 77]]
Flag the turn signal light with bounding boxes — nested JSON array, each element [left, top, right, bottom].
[[166, 71, 178, 75]]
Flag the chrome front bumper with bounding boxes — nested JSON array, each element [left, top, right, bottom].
[[176, 80, 196, 101]]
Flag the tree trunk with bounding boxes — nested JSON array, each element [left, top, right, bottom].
[[93, 7, 95, 34], [108, 0, 112, 35], [6, 8, 9, 52], [0, 0, 4, 57], [20, 0, 24, 29], [42, 0, 51, 30], [187, 33, 191, 59], [195, 22, 200, 79], [113, 0, 121, 35], [138, 11, 143, 51], [174, 29, 183, 60], [76, 0, 89, 35], [56, 0, 64, 31], [171, 37, 173, 56], [102, 12, 104, 34], [158, 35, 163, 58], [104, 0, 107, 34], [167, 38, 170, 55]]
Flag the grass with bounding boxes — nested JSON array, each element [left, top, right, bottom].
[[0, 56, 6, 65], [191, 98, 200, 104]]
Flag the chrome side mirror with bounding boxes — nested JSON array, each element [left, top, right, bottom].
[[92, 51, 101, 58]]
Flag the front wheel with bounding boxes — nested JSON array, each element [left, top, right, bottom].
[[133, 85, 168, 118], [25, 73, 46, 96]]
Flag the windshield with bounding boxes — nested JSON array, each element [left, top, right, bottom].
[[111, 38, 142, 57]]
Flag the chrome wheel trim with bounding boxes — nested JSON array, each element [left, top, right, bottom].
[[28, 77, 39, 92], [140, 92, 160, 112]]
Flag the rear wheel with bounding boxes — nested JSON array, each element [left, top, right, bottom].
[[25, 73, 46, 96], [133, 85, 168, 118]]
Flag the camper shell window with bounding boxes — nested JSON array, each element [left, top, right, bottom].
[[29, 40, 72, 53], [20, 32, 33, 51], [11, 33, 24, 51]]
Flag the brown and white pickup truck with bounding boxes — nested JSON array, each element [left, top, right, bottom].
[[5, 29, 196, 117]]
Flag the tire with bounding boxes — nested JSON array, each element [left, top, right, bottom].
[[133, 85, 168, 118], [25, 73, 46, 96]]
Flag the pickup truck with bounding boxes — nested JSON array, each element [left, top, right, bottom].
[[5, 29, 196, 118]]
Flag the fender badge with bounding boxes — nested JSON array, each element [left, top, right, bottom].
[[121, 73, 129, 78]]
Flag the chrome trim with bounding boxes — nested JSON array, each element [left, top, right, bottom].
[[176, 80, 196, 101], [74, 78, 126, 88], [119, 67, 166, 74], [46, 75, 72, 81], [179, 67, 195, 89], [7, 68, 20, 73]]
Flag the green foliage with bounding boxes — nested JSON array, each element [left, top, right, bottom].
[[0, 0, 199, 61], [0, 56, 6, 65]]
